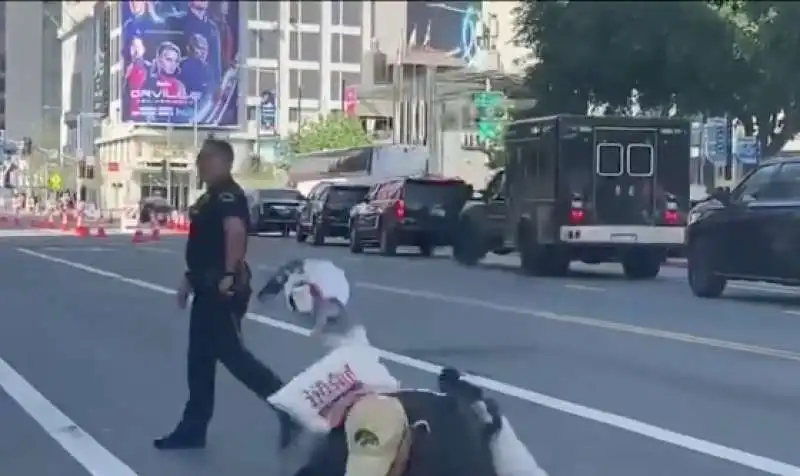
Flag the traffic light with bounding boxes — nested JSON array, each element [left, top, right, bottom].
[[22, 137, 32, 155]]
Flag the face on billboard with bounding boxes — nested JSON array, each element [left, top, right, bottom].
[[188, 1, 209, 11], [120, 1, 239, 127], [157, 45, 181, 75], [129, 0, 147, 17], [130, 37, 145, 59]]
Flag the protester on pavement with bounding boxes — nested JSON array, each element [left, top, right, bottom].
[[154, 138, 296, 450]]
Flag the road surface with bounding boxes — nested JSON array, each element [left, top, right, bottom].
[[1, 233, 800, 475]]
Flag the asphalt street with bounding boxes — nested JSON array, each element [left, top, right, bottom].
[[2, 232, 800, 475]]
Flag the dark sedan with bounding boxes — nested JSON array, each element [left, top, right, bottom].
[[248, 188, 304, 236]]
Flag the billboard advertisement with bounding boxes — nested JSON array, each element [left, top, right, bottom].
[[121, 1, 240, 127], [406, 2, 481, 66]]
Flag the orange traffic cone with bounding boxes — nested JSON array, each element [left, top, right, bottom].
[[131, 228, 146, 243], [151, 227, 161, 241], [96, 226, 106, 238]]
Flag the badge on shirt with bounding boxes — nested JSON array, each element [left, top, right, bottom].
[[219, 192, 236, 202]]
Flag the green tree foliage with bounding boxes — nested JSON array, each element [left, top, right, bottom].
[[514, 1, 800, 156], [288, 113, 372, 154]]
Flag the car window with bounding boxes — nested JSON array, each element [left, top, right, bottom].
[[328, 187, 369, 204], [258, 189, 304, 201], [403, 180, 468, 207], [485, 170, 506, 198], [731, 164, 779, 201], [760, 162, 800, 200]]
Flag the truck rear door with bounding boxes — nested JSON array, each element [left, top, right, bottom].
[[593, 127, 657, 225]]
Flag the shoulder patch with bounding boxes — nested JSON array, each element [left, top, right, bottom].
[[219, 192, 236, 202]]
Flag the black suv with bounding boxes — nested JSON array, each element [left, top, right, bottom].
[[687, 158, 800, 297], [247, 188, 304, 236], [349, 176, 471, 256], [296, 181, 371, 246]]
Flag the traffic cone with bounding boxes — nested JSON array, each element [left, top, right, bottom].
[[60, 212, 69, 231], [96, 226, 107, 238], [151, 227, 161, 241], [131, 228, 146, 243]]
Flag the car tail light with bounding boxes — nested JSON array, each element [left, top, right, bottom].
[[664, 200, 679, 225], [569, 197, 585, 225], [394, 199, 405, 219]]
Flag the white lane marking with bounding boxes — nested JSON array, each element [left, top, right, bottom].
[[0, 356, 138, 475], [783, 310, 800, 317], [16, 248, 800, 476], [353, 281, 800, 362], [564, 283, 605, 292], [266, 262, 800, 363]]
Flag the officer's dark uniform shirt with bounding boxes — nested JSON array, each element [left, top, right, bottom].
[[186, 179, 249, 279]]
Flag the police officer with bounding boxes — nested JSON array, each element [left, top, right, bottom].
[[154, 138, 295, 450]]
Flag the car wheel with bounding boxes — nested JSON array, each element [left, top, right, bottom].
[[295, 222, 307, 242], [349, 225, 364, 254], [311, 220, 326, 246], [379, 226, 397, 256], [687, 236, 727, 298]]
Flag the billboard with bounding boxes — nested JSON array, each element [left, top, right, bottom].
[[93, 2, 110, 117], [121, 1, 240, 127], [406, 2, 481, 65]]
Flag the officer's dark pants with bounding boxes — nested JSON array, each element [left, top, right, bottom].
[[179, 291, 284, 432]]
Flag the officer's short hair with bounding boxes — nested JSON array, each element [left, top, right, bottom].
[[202, 138, 235, 164]]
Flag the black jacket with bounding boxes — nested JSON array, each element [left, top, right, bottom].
[[294, 389, 497, 476]]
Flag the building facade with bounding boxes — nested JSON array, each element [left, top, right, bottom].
[[5, 2, 61, 149], [60, 1, 370, 211]]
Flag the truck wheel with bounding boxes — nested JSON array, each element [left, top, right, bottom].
[[349, 225, 364, 254], [452, 219, 487, 266], [687, 237, 726, 297], [622, 250, 662, 279], [379, 227, 397, 256], [295, 222, 307, 242]]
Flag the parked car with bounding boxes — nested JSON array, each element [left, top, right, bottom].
[[248, 188, 304, 236], [296, 181, 371, 246], [686, 157, 800, 297], [140, 196, 173, 227], [349, 175, 472, 256]]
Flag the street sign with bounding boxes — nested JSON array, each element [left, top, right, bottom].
[[473, 91, 507, 143], [260, 90, 277, 135], [702, 117, 729, 165], [734, 136, 759, 165], [48, 173, 62, 192]]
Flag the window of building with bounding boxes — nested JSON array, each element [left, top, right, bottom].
[[247, 105, 257, 121], [342, 1, 362, 27], [330, 34, 341, 62], [330, 71, 361, 101], [258, 1, 280, 22], [290, 69, 320, 100], [342, 35, 361, 64], [257, 29, 280, 59], [258, 69, 278, 95], [247, 68, 259, 96], [300, 2, 322, 24], [290, 32, 321, 62]]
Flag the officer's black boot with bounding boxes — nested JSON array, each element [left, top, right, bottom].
[[153, 424, 207, 450]]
